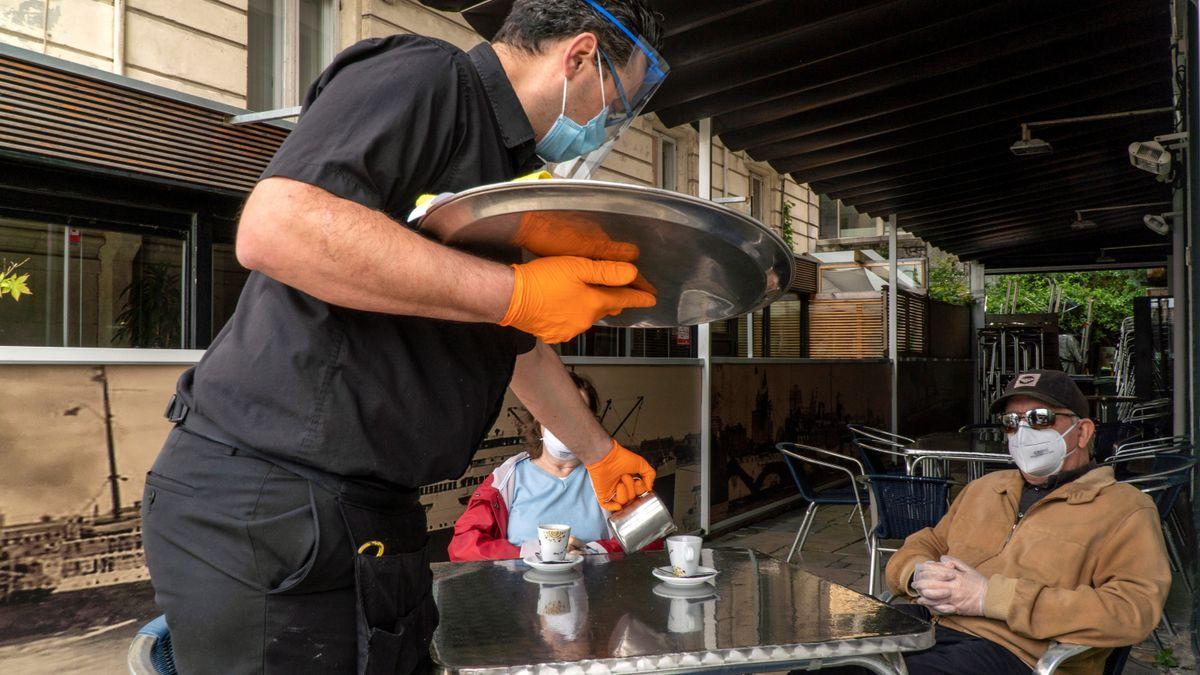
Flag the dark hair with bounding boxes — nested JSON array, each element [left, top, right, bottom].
[[527, 371, 600, 459], [493, 0, 662, 65]]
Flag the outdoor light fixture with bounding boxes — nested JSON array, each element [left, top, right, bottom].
[[1142, 211, 1181, 235], [1071, 202, 1171, 231], [1011, 107, 1174, 157], [1128, 141, 1173, 180], [1010, 126, 1053, 156], [1070, 214, 1097, 230]]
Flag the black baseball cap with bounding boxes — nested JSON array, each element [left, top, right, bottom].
[[989, 369, 1089, 419]]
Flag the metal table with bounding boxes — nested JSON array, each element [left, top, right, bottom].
[[430, 548, 933, 675], [904, 432, 1012, 479]]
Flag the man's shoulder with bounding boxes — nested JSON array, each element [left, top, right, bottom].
[[318, 34, 470, 92], [1097, 479, 1157, 514]]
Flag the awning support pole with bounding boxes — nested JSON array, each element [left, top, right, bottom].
[[888, 214, 899, 436], [969, 262, 986, 422], [698, 118, 713, 535]]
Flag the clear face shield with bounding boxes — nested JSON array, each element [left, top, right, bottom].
[[546, 0, 669, 179]]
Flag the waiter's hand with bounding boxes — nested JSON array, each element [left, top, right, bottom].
[[587, 440, 656, 512], [501, 257, 656, 344]]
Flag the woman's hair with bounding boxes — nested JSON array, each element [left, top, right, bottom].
[[526, 371, 599, 459]]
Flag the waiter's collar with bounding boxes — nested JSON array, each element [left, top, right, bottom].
[[468, 43, 536, 154]]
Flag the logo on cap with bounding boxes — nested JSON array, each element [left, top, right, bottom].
[[1015, 373, 1041, 387]]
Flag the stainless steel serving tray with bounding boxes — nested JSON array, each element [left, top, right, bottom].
[[418, 179, 793, 328]]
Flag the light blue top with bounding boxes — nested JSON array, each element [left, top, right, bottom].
[[506, 459, 611, 547]]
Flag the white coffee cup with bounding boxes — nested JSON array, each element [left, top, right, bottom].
[[538, 523, 571, 562], [665, 534, 702, 577]]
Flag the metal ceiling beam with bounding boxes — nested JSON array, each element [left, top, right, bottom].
[[650, 0, 944, 116], [779, 93, 1169, 183], [711, 36, 1153, 153], [907, 184, 1162, 238], [709, 0, 1151, 137], [658, 0, 1014, 126], [747, 61, 1159, 163]]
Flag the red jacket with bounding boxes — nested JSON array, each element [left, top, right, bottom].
[[448, 453, 659, 561]]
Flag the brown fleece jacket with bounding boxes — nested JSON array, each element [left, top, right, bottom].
[[886, 467, 1170, 675]]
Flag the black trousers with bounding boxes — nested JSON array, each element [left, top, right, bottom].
[[794, 604, 1030, 675], [142, 428, 435, 674], [893, 604, 1031, 675]]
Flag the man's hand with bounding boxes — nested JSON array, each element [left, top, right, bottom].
[[587, 440, 657, 512], [501, 257, 656, 344], [912, 556, 989, 616]]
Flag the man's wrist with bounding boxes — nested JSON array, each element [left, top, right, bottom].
[[982, 574, 1017, 620]]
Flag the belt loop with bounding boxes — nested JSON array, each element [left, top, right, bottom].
[[164, 393, 189, 424]]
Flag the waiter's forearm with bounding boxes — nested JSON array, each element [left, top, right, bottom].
[[237, 177, 512, 322], [509, 342, 612, 464]]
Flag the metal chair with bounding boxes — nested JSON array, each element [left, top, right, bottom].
[[1034, 642, 1131, 674], [128, 615, 177, 675], [777, 443, 871, 563], [851, 437, 910, 478], [1091, 422, 1142, 463], [1111, 435, 1190, 458], [1119, 456, 1198, 599], [862, 474, 951, 597], [847, 423, 914, 448]]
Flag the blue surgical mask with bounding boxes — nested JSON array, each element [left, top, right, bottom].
[[536, 51, 609, 163]]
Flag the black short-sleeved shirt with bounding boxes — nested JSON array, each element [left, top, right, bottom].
[[178, 36, 540, 489]]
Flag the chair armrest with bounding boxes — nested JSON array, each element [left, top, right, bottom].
[[1033, 642, 1092, 675]]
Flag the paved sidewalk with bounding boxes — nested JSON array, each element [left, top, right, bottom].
[[711, 503, 1196, 674]]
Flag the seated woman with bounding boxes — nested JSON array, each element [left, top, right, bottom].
[[449, 372, 623, 561]]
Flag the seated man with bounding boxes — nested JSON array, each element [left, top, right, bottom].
[[886, 369, 1171, 675]]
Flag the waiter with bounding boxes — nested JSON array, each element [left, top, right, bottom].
[[141, 1, 667, 672]]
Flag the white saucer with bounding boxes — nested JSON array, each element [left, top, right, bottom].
[[523, 569, 583, 585], [652, 582, 718, 600], [523, 552, 583, 573], [652, 565, 719, 587]]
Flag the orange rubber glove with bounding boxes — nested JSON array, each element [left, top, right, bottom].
[[513, 212, 640, 262], [500, 256, 656, 344], [587, 440, 657, 512]]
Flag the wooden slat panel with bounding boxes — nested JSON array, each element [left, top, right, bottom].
[[788, 255, 818, 294], [809, 295, 884, 359], [0, 54, 287, 193]]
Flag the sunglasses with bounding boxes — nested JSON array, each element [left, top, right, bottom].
[[996, 408, 1078, 432]]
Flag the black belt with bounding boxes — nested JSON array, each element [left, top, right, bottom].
[[164, 393, 419, 511]]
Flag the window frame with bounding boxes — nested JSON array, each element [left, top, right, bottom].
[[248, 0, 337, 110]]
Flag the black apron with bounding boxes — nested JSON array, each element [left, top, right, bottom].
[[165, 395, 438, 674]]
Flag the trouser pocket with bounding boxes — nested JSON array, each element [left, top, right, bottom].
[[337, 497, 436, 675]]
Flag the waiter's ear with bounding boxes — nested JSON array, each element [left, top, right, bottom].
[[560, 32, 600, 79]]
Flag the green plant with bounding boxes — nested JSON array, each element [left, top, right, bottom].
[[779, 200, 796, 249], [927, 257, 972, 305], [1153, 648, 1179, 669], [0, 258, 31, 301], [113, 262, 181, 348], [984, 270, 1148, 342]]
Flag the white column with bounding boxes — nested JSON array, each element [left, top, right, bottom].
[[969, 262, 987, 422], [112, 0, 125, 75], [1173, 195, 1187, 437], [888, 215, 899, 436], [698, 118, 713, 534]]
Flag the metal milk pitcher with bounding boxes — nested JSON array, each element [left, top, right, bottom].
[[608, 491, 677, 553]]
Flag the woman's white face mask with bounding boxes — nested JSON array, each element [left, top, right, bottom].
[[1007, 419, 1080, 477], [541, 426, 576, 462]]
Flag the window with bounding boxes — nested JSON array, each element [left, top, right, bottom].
[[0, 217, 187, 348], [656, 136, 677, 192], [248, 0, 335, 110], [749, 173, 765, 221], [818, 194, 881, 240]]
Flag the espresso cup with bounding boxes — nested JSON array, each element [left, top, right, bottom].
[[667, 597, 703, 633], [665, 534, 702, 577], [538, 523, 571, 562]]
